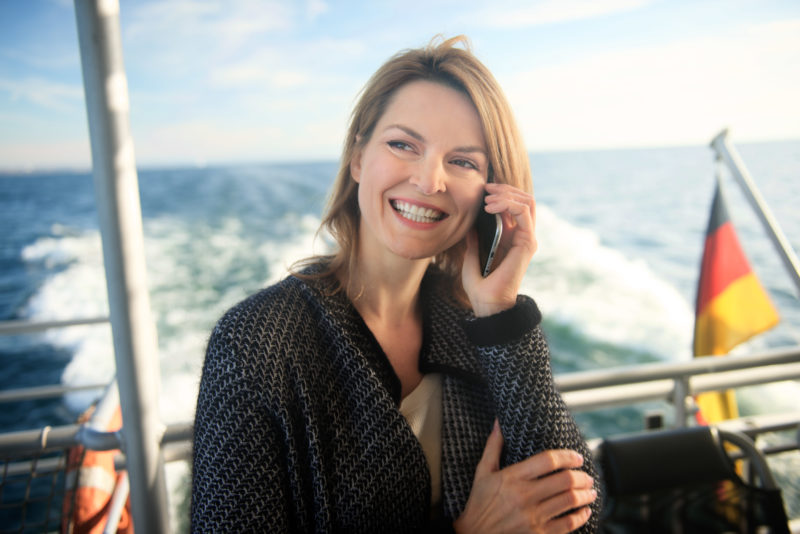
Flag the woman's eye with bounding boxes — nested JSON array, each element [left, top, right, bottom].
[[388, 140, 413, 151], [452, 158, 478, 170]]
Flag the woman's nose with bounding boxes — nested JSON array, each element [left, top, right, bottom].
[[410, 159, 446, 195]]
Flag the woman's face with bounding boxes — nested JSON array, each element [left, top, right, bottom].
[[350, 80, 488, 263]]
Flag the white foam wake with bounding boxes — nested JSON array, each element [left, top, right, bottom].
[[21, 213, 326, 422], [525, 205, 695, 361]]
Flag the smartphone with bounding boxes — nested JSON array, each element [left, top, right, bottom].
[[476, 192, 502, 277]]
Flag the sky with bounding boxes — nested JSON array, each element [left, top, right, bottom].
[[0, 0, 799, 171]]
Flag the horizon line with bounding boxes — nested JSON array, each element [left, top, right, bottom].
[[2, 136, 799, 175]]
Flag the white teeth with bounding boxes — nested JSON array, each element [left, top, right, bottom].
[[391, 200, 445, 223]]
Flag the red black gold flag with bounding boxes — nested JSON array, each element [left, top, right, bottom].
[[693, 180, 779, 424]]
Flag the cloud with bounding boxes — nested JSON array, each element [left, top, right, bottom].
[[121, 1, 363, 94], [207, 38, 366, 90], [207, 47, 309, 89], [0, 77, 83, 112], [124, 0, 293, 55], [211, 64, 310, 89], [133, 116, 344, 166], [0, 47, 79, 71], [0, 138, 90, 171], [505, 18, 800, 149], [306, 0, 329, 21], [479, 0, 651, 28]]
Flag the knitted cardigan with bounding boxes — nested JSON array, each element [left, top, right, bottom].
[[191, 267, 601, 532]]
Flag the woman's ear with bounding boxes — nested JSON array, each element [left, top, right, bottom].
[[350, 154, 361, 183], [350, 136, 363, 183]]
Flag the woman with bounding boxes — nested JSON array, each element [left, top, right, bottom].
[[192, 36, 601, 533]]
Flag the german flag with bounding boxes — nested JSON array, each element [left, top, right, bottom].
[[693, 179, 779, 424]]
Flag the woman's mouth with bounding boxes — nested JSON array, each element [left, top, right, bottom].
[[391, 200, 446, 224]]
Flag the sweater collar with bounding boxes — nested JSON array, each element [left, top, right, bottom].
[[300, 264, 488, 402], [417, 271, 486, 386]]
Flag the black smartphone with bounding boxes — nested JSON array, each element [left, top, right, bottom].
[[476, 192, 502, 277]]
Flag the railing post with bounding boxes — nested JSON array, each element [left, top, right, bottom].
[[673, 377, 690, 428], [73, 1, 169, 532]]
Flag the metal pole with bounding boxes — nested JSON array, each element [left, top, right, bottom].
[[73, 1, 169, 532], [673, 378, 689, 428], [710, 128, 800, 298]]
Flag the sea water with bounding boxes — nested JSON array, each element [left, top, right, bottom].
[[2, 142, 799, 526]]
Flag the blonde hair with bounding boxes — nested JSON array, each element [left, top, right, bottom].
[[295, 35, 531, 303]]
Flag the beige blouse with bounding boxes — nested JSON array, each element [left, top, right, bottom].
[[398, 373, 443, 510]]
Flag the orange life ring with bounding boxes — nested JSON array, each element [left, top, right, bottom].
[[62, 405, 132, 534]]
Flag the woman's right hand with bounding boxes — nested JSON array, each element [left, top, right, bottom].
[[462, 182, 538, 318], [453, 420, 597, 534]]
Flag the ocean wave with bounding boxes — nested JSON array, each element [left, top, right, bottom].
[[19, 212, 326, 421], [528, 204, 695, 361]]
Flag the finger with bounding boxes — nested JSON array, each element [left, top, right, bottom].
[[537, 469, 595, 495], [484, 183, 535, 211], [484, 190, 534, 213], [485, 203, 536, 252], [507, 450, 584, 481], [485, 196, 535, 232], [485, 181, 532, 197], [539, 486, 598, 522], [547, 505, 593, 534], [485, 201, 535, 250], [475, 419, 503, 477], [483, 185, 535, 230]]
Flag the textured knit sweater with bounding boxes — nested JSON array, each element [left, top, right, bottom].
[[191, 266, 602, 533]]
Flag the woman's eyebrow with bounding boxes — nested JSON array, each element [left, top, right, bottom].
[[384, 123, 487, 155], [384, 124, 425, 142], [455, 145, 488, 156]]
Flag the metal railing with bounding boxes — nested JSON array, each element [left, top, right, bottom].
[[2, 344, 798, 457], [559, 344, 800, 423], [0, 317, 109, 406], [0, 317, 108, 336], [2, 340, 798, 531], [0, 378, 189, 534]]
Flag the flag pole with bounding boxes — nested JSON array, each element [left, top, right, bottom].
[[710, 129, 800, 298]]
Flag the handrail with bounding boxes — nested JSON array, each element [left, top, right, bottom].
[[0, 383, 107, 403], [0, 316, 108, 335], [2, 345, 796, 429], [718, 413, 800, 456], [558, 345, 800, 425], [0, 421, 194, 457], [2, 348, 797, 457], [556, 345, 800, 392], [1, 347, 798, 525], [0, 421, 194, 479]]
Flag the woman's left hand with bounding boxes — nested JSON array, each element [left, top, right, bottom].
[[462, 182, 537, 317]]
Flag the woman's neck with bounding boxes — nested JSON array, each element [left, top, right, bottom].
[[348, 238, 432, 325], [346, 240, 432, 399]]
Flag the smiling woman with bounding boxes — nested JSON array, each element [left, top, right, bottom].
[[191, 35, 601, 533], [351, 80, 488, 268]]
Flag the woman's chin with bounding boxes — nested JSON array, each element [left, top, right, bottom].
[[385, 243, 437, 262], [390, 243, 455, 263]]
